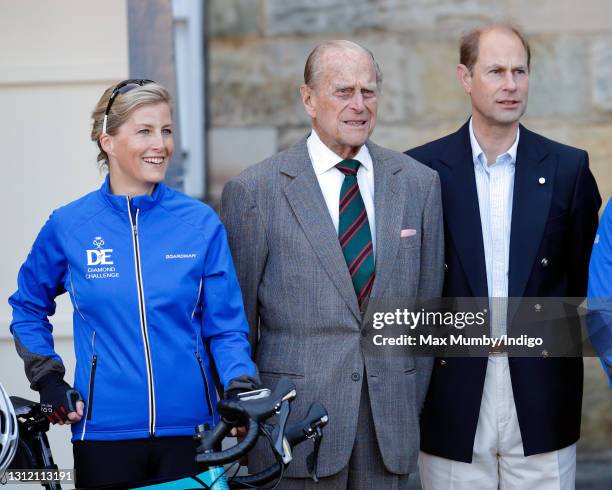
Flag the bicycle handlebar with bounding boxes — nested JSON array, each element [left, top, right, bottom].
[[231, 402, 329, 488], [195, 419, 259, 466], [195, 377, 297, 465], [10, 378, 328, 489]]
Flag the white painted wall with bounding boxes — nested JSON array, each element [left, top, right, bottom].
[[173, 0, 207, 199], [0, 1, 128, 486]]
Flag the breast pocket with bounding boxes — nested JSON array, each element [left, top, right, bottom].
[[399, 234, 419, 250], [399, 220, 420, 250]]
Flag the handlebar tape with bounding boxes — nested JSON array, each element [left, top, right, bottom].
[[195, 419, 259, 466]]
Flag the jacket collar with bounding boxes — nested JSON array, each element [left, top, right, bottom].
[[439, 120, 545, 170], [508, 124, 552, 297], [439, 120, 553, 298], [279, 134, 400, 176], [279, 135, 406, 321], [99, 174, 167, 213], [437, 121, 488, 297]]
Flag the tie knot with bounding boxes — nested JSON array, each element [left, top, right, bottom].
[[336, 159, 361, 177]]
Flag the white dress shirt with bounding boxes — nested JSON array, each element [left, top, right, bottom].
[[469, 118, 519, 336], [306, 129, 376, 255]]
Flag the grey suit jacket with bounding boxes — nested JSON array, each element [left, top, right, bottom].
[[220, 136, 444, 477]]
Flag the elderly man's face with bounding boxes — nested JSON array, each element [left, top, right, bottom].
[[458, 28, 529, 128], [301, 49, 378, 159]]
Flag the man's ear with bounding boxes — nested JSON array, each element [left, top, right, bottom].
[[456, 64, 472, 95], [300, 84, 316, 118]]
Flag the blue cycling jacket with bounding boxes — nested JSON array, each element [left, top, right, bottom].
[[9, 176, 256, 441], [588, 198, 612, 389]]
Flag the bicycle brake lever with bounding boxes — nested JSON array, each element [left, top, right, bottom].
[[272, 399, 292, 463], [306, 426, 323, 482]]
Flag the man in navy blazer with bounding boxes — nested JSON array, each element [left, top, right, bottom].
[[406, 23, 601, 489]]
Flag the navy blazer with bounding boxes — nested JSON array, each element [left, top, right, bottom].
[[406, 121, 601, 462]]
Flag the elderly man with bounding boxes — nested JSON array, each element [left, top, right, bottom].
[[406, 23, 601, 489], [221, 40, 444, 488]]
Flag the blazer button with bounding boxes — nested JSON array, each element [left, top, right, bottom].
[[444, 263, 449, 272], [541, 257, 549, 267], [351, 372, 361, 382], [440, 359, 447, 367], [542, 350, 549, 358]]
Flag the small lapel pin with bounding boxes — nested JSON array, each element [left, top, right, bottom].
[[538, 177, 546, 185]]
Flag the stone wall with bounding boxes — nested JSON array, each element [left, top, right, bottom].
[[207, 0, 612, 456]]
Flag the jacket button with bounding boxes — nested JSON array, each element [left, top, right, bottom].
[[541, 257, 549, 267], [444, 263, 449, 272], [440, 359, 447, 367], [361, 329, 367, 337], [351, 372, 361, 382], [542, 350, 549, 358]]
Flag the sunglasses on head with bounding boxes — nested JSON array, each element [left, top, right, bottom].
[[102, 79, 155, 133]]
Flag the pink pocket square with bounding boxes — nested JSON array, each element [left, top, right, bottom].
[[400, 228, 417, 238]]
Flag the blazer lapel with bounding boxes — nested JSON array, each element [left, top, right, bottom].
[[440, 123, 488, 298], [281, 141, 362, 321], [367, 142, 405, 300], [508, 126, 554, 298]]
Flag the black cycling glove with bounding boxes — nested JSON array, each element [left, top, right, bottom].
[[224, 374, 262, 399], [37, 373, 83, 424]]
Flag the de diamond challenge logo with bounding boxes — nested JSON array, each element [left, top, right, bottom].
[[86, 236, 119, 279]]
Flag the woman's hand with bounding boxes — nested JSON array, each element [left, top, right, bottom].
[[63, 400, 85, 425], [38, 373, 84, 425], [229, 426, 247, 437]]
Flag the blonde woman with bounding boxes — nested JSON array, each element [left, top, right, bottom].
[[9, 80, 258, 488]]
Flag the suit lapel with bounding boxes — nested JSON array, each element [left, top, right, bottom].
[[367, 142, 405, 300], [281, 141, 362, 321], [508, 126, 554, 297], [440, 123, 488, 298]]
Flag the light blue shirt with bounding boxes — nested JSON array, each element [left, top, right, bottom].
[[469, 118, 519, 336]]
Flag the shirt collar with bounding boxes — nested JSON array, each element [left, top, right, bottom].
[[307, 129, 373, 175], [469, 117, 519, 169]]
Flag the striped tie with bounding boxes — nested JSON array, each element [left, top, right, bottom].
[[336, 159, 375, 307]]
